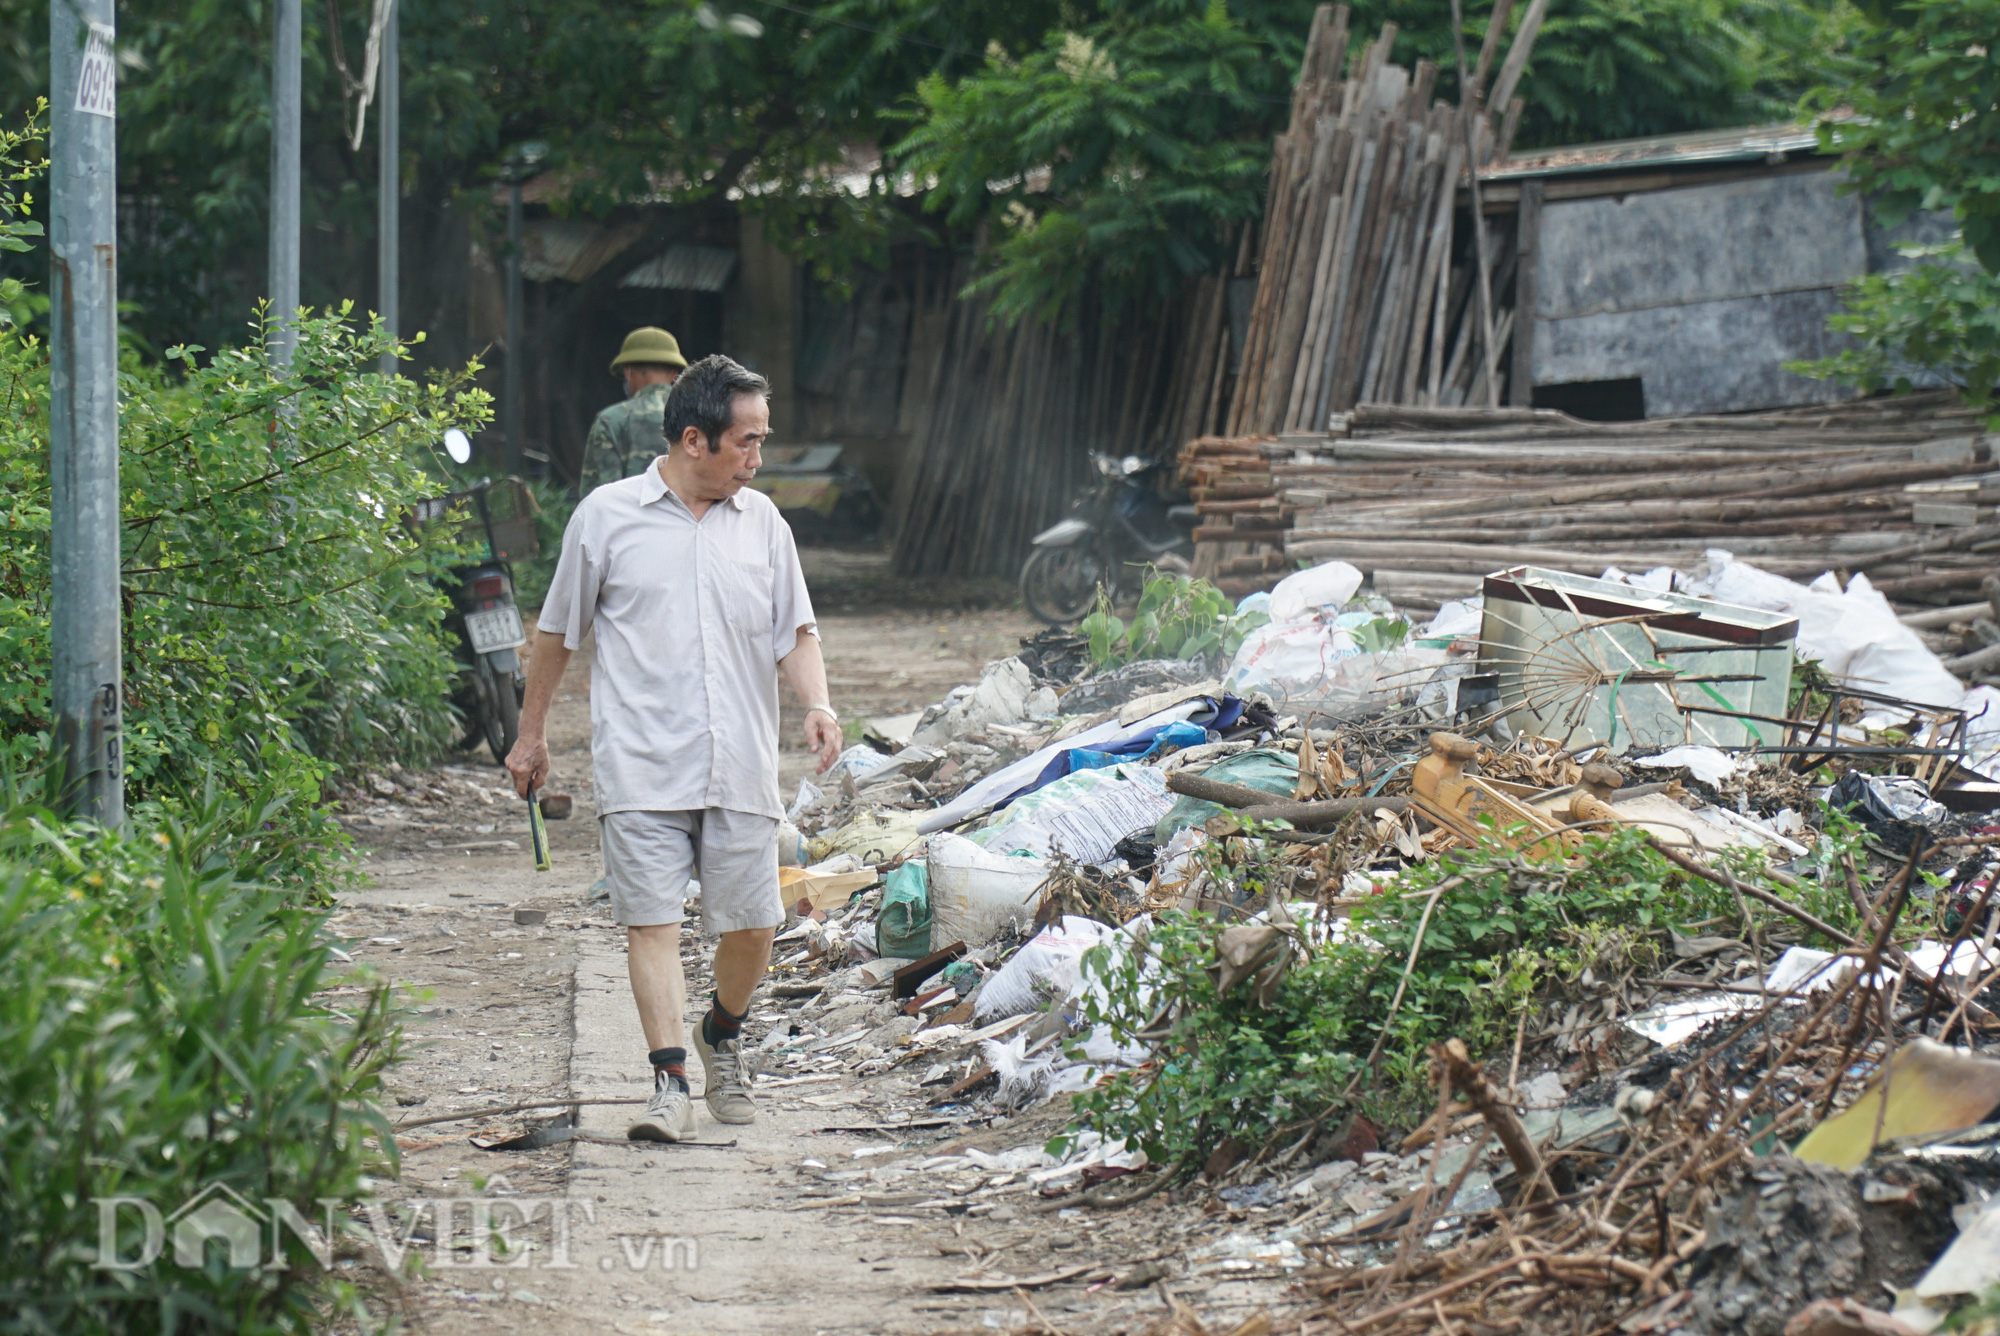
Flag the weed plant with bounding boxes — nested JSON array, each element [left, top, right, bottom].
[[1065, 825, 1873, 1173], [1078, 572, 1268, 669], [0, 781, 402, 1333]]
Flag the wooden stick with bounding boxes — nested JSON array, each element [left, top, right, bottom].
[[394, 1096, 643, 1131], [1441, 1037, 1557, 1203]]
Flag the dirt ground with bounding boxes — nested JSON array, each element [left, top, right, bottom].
[[325, 547, 1282, 1334]]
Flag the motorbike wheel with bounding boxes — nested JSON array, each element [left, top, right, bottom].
[[475, 655, 519, 767], [1021, 544, 1105, 625]]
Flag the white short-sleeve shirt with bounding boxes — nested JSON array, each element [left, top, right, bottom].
[[538, 460, 817, 821]]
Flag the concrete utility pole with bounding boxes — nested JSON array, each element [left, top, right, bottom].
[[503, 161, 523, 474], [48, 0, 125, 826], [270, 0, 301, 369], [377, 0, 398, 376], [501, 141, 544, 476]]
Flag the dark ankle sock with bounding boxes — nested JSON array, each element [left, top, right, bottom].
[[648, 1046, 689, 1094], [702, 994, 745, 1046]]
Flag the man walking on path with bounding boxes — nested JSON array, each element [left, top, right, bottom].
[[577, 326, 689, 495], [507, 354, 841, 1142]]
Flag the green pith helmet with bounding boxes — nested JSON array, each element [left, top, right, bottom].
[[609, 326, 688, 374]]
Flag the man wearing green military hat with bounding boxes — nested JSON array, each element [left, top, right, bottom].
[[578, 326, 689, 495]]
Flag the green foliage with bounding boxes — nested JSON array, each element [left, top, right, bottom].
[[0, 100, 44, 333], [1789, 238, 2000, 422], [1810, 0, 2000, 274], [1065, 827, 1783, 1169], [896, 0, 1854, 320], [511, 481, 579, 612], [0, 0, 1054, 354], [1078, 572, 1267, 667], [1435, 0, 1856, 149], [0, 784, 403, 1333], [1067, 906, 1371, 1171], [1348, 615, 1408, 654], [0, 302, 489, 877], [1797, 0, 2000, 419], [896, 5, 1298, 321]]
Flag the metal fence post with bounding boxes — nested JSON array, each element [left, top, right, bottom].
[[48, 0, 124, 826], [504, 168, 522, 473], [270, 0, 301, 369], [378, 0, 398, 377]]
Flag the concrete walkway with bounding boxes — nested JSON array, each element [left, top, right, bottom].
[[524, 926, 983, 1335]]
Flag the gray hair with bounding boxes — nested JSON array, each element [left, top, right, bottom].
[[662, 354, 770, 453]]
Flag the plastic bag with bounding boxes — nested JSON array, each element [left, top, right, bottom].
[[971, 763, 1174, 864], [925, 832, 1047, 948], [974, 915, 1116, 1021], [1686, 551, 1963, 711], [876, 861, 931, 959], [814, 808, 927, 865], [1153, 748, 1298, 843], [1226, 617, 1360, 699], [1268, 560, 1363, 622]]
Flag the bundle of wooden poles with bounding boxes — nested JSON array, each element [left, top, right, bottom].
[[1226, 0, 1547, 437], [890, 266, 1227, 579], [1250, 395, 2000, 615]]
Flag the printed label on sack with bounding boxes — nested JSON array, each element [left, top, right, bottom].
[[76, 24, 117, 118]]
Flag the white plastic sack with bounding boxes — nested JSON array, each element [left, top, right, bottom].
[[1268, 560, 1363, 621], [974, 914, 1116, 1021], [925, 831, 1047, 949], [1227, 619, 1446, 710], [1685, 550, 1963, 710], [972, 764, 1172, 864], [1630, 745, 1746, 788], [912, 657, 1057, 746], [918, 697, 1214, 834], [829, 743, 896, 784], [1419, 597, 1483, 642], [1964, 685, 2000, 781], [1226, 617, 1360, 698]]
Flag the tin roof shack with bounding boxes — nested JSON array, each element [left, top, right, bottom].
[[1480, 124, 1955, 420]]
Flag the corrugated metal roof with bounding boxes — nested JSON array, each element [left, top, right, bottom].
[[519, 219, 648, 283], [1481, 121, 1826, 182], [620, 244, 738, 292]]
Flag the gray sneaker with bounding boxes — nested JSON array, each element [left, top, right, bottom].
[[627, 1079, 697, 1142], [693, 1024, 757, 1125]]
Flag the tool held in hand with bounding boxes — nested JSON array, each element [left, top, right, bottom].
[[526, 784, 552, 872]]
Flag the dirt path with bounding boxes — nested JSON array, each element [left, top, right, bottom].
[[328, 549, 1073, 1334]]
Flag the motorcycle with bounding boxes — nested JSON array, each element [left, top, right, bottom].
[[1020, 452, 1199, 625], [409, 470, 539, 765]]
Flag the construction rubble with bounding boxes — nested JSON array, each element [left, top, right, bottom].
[[662, 527, 2000, 1336]]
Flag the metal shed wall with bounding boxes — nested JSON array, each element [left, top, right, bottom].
[[1529, 170, 1866, 416]]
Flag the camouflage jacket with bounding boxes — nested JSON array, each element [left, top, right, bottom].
[[579, 381, 671, 494]]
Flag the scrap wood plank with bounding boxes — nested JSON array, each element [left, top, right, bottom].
[[930, 1263, 1095, 1293]]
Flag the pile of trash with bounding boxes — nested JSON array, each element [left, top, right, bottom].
[[760, 552, 2000, 1333]]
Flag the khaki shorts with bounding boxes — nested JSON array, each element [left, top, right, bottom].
[[599, 808, 782, 934]]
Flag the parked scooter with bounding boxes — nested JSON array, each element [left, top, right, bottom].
[[413, 430, 539, 764], [1020, 452, 1199, 624]]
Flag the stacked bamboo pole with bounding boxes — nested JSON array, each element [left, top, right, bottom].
[[1256, 395, 2000, 611], [1225, 5, 1539, 437], [891, 265, 1228, 578], [1176, 434, 1291, 584]]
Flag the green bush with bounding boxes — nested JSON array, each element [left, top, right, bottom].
[[1065, 827, 1762, 1170], [1789, 237, 2000, 425], [511, 481, 578, 613], [0, 308, 489, 880], [0, 785, 402, 1334], [1078, 572, 1267, 669]]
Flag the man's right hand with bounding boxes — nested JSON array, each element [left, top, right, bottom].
[[505, 734, 550, 798]]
